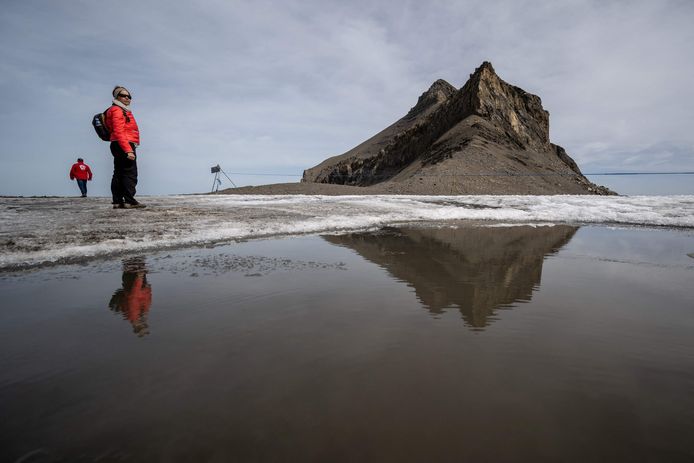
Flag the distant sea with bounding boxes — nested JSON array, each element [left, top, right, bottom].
[[586, 173, 694, 195]]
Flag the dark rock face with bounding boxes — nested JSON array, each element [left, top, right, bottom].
[[302, 62, 615, 195], [404, 79, 457, 120]]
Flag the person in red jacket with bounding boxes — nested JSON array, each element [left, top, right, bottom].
[[69, 157, 93, 197], [106, 85, 145, 209]]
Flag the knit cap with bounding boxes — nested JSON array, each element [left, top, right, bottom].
[[112, 86, 131, 98]]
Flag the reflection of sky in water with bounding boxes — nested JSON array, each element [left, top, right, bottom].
[[1, 226, 693, 462], [564, 226, 694, 268]]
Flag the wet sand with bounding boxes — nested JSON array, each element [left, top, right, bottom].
[[1, 224, 693, 462]]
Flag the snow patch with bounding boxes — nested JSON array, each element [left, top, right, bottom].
[[1, 194, 693, 269]]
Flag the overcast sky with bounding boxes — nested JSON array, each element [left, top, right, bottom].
[[1, 0, 693, 196]]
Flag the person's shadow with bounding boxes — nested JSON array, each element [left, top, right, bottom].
[[109, 257, 153, 337]]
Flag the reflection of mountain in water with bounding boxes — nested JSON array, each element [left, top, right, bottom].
[[324, 225, 577, 329]]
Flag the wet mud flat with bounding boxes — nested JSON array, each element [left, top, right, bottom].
[[1, 224, 694, 462]]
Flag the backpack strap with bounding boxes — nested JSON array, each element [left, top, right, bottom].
[[107, 105, 130, 123]]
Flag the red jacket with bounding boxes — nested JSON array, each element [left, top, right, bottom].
[[106, 105, 140, 153], [69, 161, 93, 180]]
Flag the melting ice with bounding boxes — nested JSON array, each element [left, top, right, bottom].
[[1, 194, 693, 269]]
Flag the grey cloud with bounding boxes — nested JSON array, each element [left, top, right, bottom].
[[1, 0, 693, 196]]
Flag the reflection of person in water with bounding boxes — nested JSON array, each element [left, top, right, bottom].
[[109, 257, 152, 337]]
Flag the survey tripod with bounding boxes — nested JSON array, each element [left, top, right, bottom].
[[210, 165, 237, 192]]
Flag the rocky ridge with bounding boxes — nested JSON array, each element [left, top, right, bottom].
[[301, 62, 614, 195]]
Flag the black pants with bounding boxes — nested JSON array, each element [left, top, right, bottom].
[[76, 179, 87, 196], [110, 142, 138, 205]]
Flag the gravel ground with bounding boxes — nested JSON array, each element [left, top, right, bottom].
[[218, 177, 613, 196]]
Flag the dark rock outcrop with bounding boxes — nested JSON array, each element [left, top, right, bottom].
[[302, 62, 614, 195]]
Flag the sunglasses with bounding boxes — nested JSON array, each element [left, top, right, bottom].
[[118, 93, 132, 99]]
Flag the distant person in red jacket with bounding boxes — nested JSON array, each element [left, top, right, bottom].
[[69, 157, 93, 197], [106, 85, 145, 209]]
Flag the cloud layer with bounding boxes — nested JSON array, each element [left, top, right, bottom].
[[1, 0, 693, 196]]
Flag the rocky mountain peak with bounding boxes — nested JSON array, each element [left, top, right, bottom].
[[405, 78, 456, 119], [471, 61, 497, 78], [301, 62, 615, 195], [460, 61, 550, 149], [429, 78, 457, 95]]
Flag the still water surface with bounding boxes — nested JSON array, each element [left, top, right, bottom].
[[1, 225, 693, 462]]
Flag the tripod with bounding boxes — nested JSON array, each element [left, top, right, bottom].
[[210, 165, 237, 192]]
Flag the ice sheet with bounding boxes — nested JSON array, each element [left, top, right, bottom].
[[1, 194, 693, 269]]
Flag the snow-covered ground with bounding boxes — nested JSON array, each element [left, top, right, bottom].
[[1, 194, 693, 269]]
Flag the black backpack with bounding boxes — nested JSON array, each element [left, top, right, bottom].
[[92, 106, 129, 141]]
